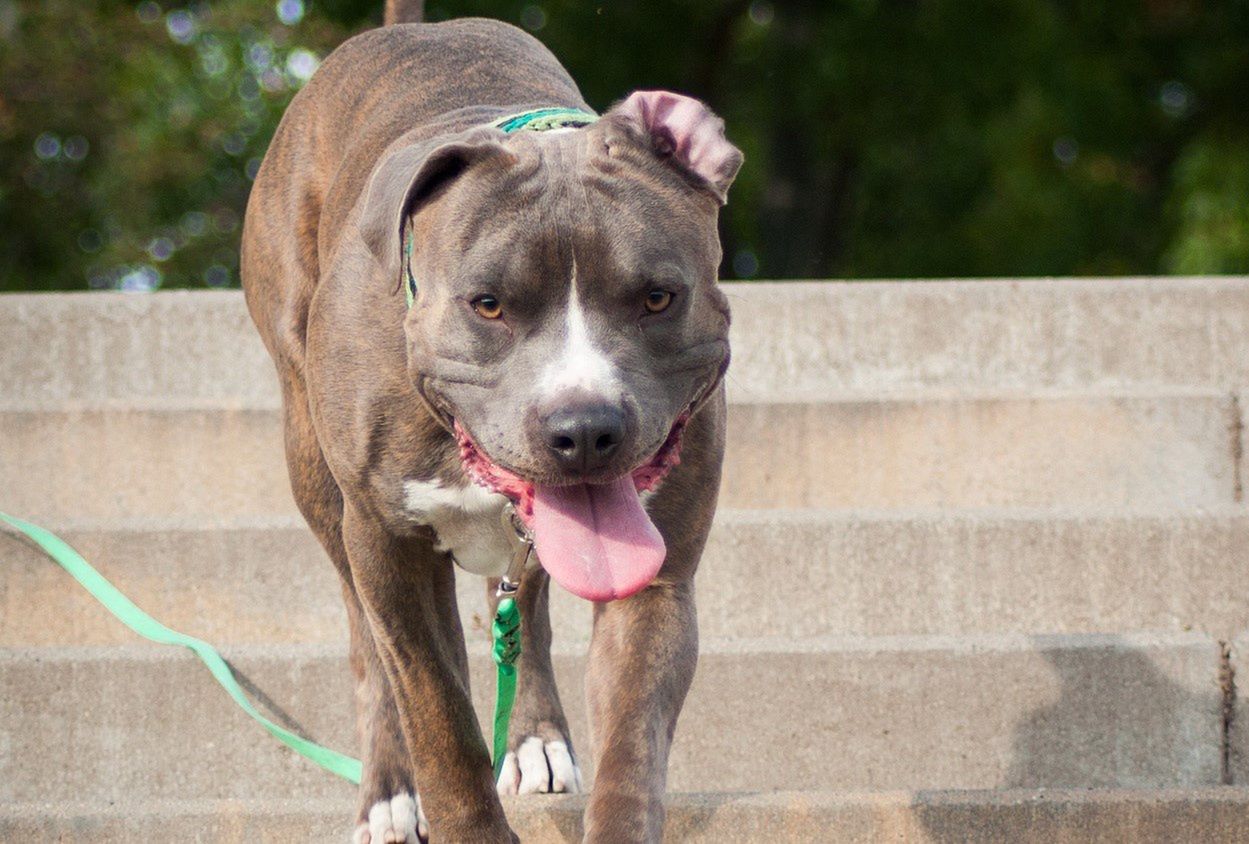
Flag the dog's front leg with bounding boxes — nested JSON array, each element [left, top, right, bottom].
[[343, 502, 515, 843], [582, 580, 698, 843]]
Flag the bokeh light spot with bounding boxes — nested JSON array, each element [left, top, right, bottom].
[[520, 5, 546, 31], [77, 229, 103, 253], [204, 264, 230, 287], [180, 210, 209, 237], [64, 135, 89, 161], [1052, 136, 1079, 167], [119, 265, 163, 292], [247, 42, 273, 71], [276, 0, 304, 27], [222, 132, 246, 155], [34, 132, 60, 160], [748, 1, 774, 26], [213, 208, 240, 234], [136, 1, 161, 25], [733, 249, 760, 278], [1160, 80, 1193, 118], [260, 67, 286, 92], [147, 237, 176, 261], [285, 48, 319, 83], [165, 9, 196, 45]]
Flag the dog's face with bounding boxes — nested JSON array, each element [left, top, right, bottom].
[[362, 92, 741, 601]]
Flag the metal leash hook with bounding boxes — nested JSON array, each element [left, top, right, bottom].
[[497, 502, 533, 598]]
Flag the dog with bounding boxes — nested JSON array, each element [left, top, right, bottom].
[[241, 2, 741, 839]]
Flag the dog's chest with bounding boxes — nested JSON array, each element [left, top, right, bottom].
[[402, 478, 512, 577]]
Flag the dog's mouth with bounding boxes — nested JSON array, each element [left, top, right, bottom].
[[455, 414, 688, 603]]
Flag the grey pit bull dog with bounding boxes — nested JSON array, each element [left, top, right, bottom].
[[241, 3, 741, 841]]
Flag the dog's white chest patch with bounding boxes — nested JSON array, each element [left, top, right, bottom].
[[402, 478, 512, 577]]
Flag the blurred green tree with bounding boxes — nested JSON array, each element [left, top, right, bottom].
[[1, 0, 1246, 292]]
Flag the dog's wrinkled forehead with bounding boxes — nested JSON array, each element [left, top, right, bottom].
[[447, 156, 704, 298], [414, 129, 719, 286]]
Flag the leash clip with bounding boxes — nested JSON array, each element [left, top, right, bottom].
[[498, 503, 532, 598]]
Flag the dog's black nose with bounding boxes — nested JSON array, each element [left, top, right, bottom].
[[543, 403, 626, 474]]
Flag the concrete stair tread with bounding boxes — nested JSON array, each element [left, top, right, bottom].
[[0, 628, 1227, 658], [6, 788, 1249, 842], [0, 628, 1222, 660], [4, 279, 1247, 409], [0, 383, 1233, 412], [7, 505, 1248, 646], [10, 501, 1246, 530], [3, 389, 1241, 517], [0, 632, 1227, 799]]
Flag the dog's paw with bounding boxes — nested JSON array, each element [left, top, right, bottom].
[[496, 735, 583, 795], [351, 791, 427, 844]]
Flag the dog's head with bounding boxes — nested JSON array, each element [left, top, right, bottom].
[[360, 91, 741, 601]]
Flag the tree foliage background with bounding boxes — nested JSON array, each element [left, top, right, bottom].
[[1, 0, 1246, 292]]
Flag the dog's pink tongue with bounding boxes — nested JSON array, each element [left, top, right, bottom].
[[530, 477, 666, 602]]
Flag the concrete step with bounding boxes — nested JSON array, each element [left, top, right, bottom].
[[0, 633, 1224, 802], [722, 389, 1240, 510], [6, 788, 1249, 843], [1, 389, 1239, 522], [3, 278, 1247, 409], [5, 508, 1249, 647]]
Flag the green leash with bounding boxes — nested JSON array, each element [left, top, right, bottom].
[[0, 510, 363, 783], [491, 595, 522, 780], [491, 504, 534, 781]]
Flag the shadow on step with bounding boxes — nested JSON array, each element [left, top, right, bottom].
[[1003, 635, 1221, 789], [914, 633, 1227, 843]]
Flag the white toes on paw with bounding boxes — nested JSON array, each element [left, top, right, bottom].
[[496, 736, 583, 796], [543, 739, 582, 793], [352, 792, 426, 844]]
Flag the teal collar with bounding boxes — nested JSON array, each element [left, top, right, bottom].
[[403, 107, 598, 308], [492, 106, 598, 134]]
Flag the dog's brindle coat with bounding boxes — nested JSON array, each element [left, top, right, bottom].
[[242, 15, 740, 843]]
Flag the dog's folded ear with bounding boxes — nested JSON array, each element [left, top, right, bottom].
[[603, 90, 742, 204], [358, 127, 512, 284]]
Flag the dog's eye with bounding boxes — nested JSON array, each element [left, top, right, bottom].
[[471, 295, 503, 320], [644, 289, 673, 314]]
